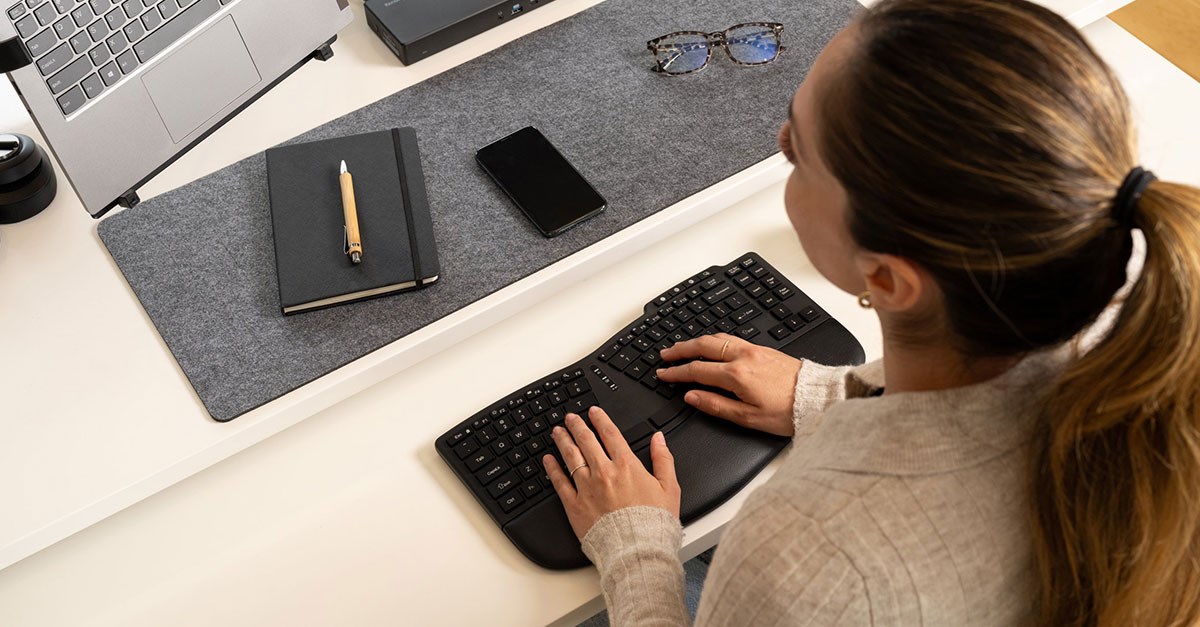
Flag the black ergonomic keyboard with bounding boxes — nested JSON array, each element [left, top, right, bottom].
[[10, 0, 237, 115], [435, 252, 865, 569]]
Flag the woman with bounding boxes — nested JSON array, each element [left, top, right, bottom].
[[541, 0, 1200, 624]]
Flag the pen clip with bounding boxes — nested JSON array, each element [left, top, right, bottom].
[[343, 224, 349, 254]]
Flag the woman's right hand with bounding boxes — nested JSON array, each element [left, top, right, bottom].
[[656, 334, 802, 437]]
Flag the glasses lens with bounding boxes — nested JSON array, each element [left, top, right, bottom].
[[653, 33, 709, 74], [726, 25, 780, 65]]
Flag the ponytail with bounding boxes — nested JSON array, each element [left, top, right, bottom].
[[1031, 180, 1200, 625]]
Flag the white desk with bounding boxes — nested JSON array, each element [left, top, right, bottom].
[[3, 0, 1195, 624]]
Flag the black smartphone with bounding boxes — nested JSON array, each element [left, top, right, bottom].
[[476, 126, 607, 237]]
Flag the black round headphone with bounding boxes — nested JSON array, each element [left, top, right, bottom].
[[0, 133, 56, 224]]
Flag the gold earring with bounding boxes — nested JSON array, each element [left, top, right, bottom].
[[857, 291, 873, 309]]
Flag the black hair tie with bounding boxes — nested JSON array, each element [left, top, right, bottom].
[[1112, 166, 1157, 229]]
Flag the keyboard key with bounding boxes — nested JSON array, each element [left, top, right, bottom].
[[528, 397, 548, 414], [507, 449, 527, 466], [770, 305, 791, 320], [716, 319, 736, 333], [52, 15, 73, 39], [475, 461, 508, 485], [562, 392, 599, 416], [525, 438, 545, 455], [731, 305, 761, 326], [50, 0, 69, 13], [736, 324, 759, 340], [15, 13, 37, 37], [453, 437, 479, 460], [8, 4, 27, 20], [750, 265, 767, 278], [45, 53, 88, 92], [86, 18, 107, 41], [464, 450, 492, 473], [88, 0, 111, 13], [105, 28, 126, 53], [517, 461, 540, 479], [67, 29, 87, 52], [799, 305, 819, 321], [746, 284, 767, 299], [510, 427, 529, 445], [69, 4, 91, 26], [761, 275, 780, 288], [725, 265, 742, 277], [492, 417, 512, 433], [103, 6, 123, 28], [626, 360, 648, 380], [769, 324, 791, 341], [774, 285, 795, 300], [511, 406, 531, 424], [640, 350, 661, 366], [491, 439, 512, 456], [687, 300, 707, 314], [24, 27, 57, 57], [24, 0, 36, 8], [120, 0, 137, 16], [138, 4, 158, 29], [487, 471, 519, 498], [547, 389, 567, 406], [520, 481, 541, 499], [121, 15, 142, 40], [682, 322, 702, 337], [474, 428, 495, 446], [33, 2, 56, 26], [445, 427, 473, 447], [783, 314, 805, 331], [566, 378, 590, 397], [498, 492, 523, 513], [528, 417, 548, 434], [35, 41, 71, 74], [546, 409, 564, 425], [759, 295, 779, 309], [79, 71, 103, 97], [734, 273, 755, 287], [724, 295, 747, 310]]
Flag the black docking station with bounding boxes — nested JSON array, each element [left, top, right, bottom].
[[365, 0, 557, 66]]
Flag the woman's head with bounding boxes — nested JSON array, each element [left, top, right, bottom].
[[786, 1, 1200, 624], [784, 0, 1136, 356]]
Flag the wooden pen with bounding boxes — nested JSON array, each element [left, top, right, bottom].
[[339, 159, 363, 264]]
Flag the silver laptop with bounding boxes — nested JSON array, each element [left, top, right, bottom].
[[1, 0, 353, 217]]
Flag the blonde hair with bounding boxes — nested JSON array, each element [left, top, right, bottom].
[[818, 0, 1200, 623]]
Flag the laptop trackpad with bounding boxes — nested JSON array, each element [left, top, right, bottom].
[[142, 16, 261, 143]]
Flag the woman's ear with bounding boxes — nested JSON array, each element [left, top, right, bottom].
[[854, 253, 928, 313]]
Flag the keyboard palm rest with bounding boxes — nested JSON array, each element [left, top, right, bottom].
[[435, 253, 865, 569]]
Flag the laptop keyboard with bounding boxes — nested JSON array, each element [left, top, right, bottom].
[[8, 0, 237, 116], [434, 252, 865, 568]]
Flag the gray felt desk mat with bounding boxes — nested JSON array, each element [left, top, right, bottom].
[[98, 0, 858, 421]]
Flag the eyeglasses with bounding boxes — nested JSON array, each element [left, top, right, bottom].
[[647, 23, 785, 76]]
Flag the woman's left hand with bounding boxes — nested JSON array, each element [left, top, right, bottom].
[[543, 406, 681, 540]]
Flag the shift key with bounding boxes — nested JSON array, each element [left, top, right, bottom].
[[133, 0, 219, 63], [47, 55, 91, 94]]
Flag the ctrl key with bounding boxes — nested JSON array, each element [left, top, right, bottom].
[[56, 84, 86, 115], [498, 492, 524, 513]]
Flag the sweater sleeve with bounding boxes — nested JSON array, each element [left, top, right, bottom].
[[581, 506, 689, 627], [792, 361, 854, 437]]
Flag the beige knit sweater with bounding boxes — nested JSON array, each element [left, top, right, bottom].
[[580, 352, 1062, 625]]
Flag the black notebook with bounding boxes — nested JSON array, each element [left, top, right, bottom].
[[265, 128, 440, 315]]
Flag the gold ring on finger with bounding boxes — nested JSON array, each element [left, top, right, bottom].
[[720, 339, 730, 361], [569, 462, 589, 478]]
